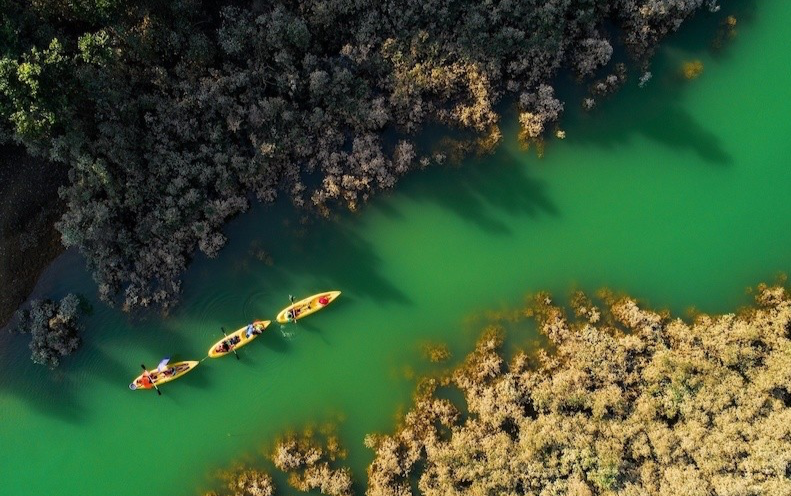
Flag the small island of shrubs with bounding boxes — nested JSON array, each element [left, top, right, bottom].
[[12, 293, 82, 368]]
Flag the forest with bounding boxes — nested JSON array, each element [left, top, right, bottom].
[[1, 0, 722, 312]]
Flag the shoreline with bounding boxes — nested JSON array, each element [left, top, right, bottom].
[[1, 1, 733, 313], [0, 144, 66, 327]]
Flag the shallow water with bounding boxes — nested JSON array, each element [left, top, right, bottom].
[[2, 2, 790, 495]]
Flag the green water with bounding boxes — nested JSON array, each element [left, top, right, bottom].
[[2, 2, 789, 495]]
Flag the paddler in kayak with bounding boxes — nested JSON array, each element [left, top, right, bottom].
[[276, 291, 341, 324], [143, 357, 171, 386], [214, 334, 243, 354], [140, 372, 153, 388], [287, 295, 328, 319], [245, 321, 265, 338]]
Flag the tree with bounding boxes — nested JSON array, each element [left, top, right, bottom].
[[14, 293, 82, 368]]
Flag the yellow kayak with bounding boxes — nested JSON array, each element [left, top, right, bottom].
[[129, 361, 198, 390], [208, 320, 271, 358], [276, 291, 342, 323]]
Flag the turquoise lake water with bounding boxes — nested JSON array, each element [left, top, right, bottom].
[[1, 2, 789, 495]]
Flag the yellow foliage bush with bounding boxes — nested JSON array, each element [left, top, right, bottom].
[[421, 342, 451, 363], [367, 285, 791, 496], [682, 60, 704, 80]]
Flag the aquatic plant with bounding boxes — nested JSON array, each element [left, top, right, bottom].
[[682, 60, 705, 79], [420, 342, 451, 363], [207, 468, 275, 496], [713, 15, 739, 50], [272, 427, 354, 496], [12, 293, 82, 368], [367, 284, 791, 496]]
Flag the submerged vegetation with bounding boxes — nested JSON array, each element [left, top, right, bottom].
[[208, 425, 353, 496], [420, 341, 452, 363], [12, 293, 82, 368], [0, 0, 725, 312], [207, 468, 275, 496], [208, 283, 791, 496], [272, 426, 354, 496], [682, 60, 705, 79]]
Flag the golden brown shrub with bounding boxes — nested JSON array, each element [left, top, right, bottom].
[[208, 468, 275, 496], [420, 342, 452, 363], [367, 285, 791, 496], [271, 426, 353, 496], [682, 60, 704, 80]]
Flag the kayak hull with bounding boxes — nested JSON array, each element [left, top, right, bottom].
[[208, 320, 271, 358], [129, 361, 199, 390], [276, 291, 341, 324]]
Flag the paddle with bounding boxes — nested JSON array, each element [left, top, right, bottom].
[[288, 294, 298, 324], [140, 363, 161, 395], [221, 327, 240, 360]]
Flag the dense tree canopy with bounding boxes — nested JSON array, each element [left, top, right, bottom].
[[0, 1, 723, 311]]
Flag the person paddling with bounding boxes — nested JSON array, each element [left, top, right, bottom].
[[140, 372, 153, 389], [245, 322, 264, 338]]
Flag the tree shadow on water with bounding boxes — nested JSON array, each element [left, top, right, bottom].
[[220, 200, 413, 308], [560, 0, 760, 166], [0, 332, 85, 424], [401, 148, 559, 236], [0, 317, 185, 423], [563, 72, 731, 166]]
